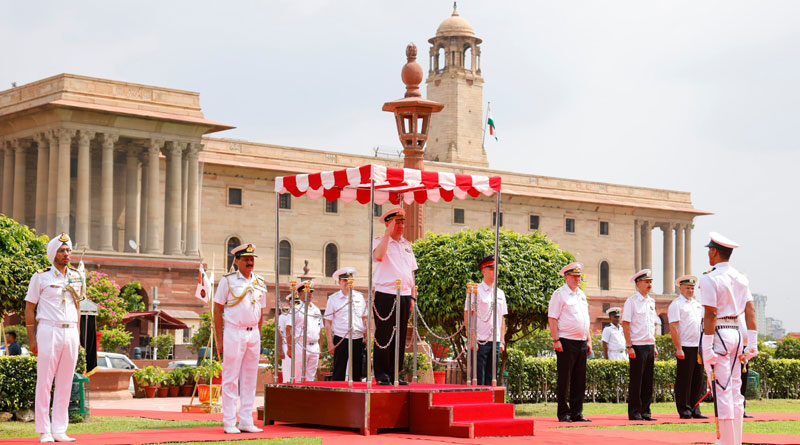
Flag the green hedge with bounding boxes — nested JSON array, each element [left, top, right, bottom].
[[0, 356, 37, 411]]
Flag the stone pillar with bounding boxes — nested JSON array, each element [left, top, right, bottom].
[[185, 143, 201, 257], [75, 130, 95, 250], [55, 129, 76, 234], [33, 134, 49, 232], [675, 223, 684, 291], [145, 139, 164, 254], [164, 141, 183, 255], [139, 151, 149, 252], [662, 223, 674, 294], [642, 220, 652, 271], [12, 139, 27, 222], [99, 133, 118, 251], [181, 151, 189, 252], [633, 219, 641, 272], [124, 144, 141, 252], [1, 141, 13, 216], [46, 131, 59, 234], [684, 225, 692, 275]]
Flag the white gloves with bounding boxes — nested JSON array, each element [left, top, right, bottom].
[[744, 329, 759, 360], [702, 334, 717, 377]]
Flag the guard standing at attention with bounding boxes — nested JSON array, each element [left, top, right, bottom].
[[277, 307, 291, 383], [463, 255, 508, 386], [25, 233, 83, 443], [622, 269, 660, 421], [213, 243, 268, 434], [324, 267, 368, 381], [668, 275, 707, 419], [601, 307, 628, 360], [286, 280, 323, 382], [548, 262, 592, 423], [372, 207, 417, 386], [699, 232, 758, 445]]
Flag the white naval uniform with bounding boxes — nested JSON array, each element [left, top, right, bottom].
[[25, 266, 82, 435], [547, 284, 590, 341], [601, 324, 628, 360], [622, 292, 658, 345], [324, 290, 368, 339], [287, 300, 323, 381], [278, 312, 290, 383], [463, 282, 508, 343], [214, 271, 267, 429], [698, 262, 753, 427], [668, 295, 704, 347]]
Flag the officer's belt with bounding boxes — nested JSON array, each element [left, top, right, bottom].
[[38, 319, 77, 328], [225, 321, 258, 330]]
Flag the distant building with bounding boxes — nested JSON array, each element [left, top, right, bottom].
[[765, 317, 786, 339], [753, 293, 767, 336]]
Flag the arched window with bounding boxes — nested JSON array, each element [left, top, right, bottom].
[[600, 261, 610, 290], [464, 45, 473, 72], [436, 46, 445, 72], [226, 236, 241, 272], [324, 243, 338, 278], [279, 240, 292, 275]]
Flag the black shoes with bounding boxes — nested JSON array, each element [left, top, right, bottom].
[[679, 414, 693, 419], [641, 414, 657, 421], [558, 415, 572, 422], [571, 415, 591, 422], [628, 414, 643, 421], [692, 414, 709, 419], [398, 379, 409, 386], [743, 413, 754, 418], [377, 379, 392, 386]]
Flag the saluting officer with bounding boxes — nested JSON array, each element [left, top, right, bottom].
[[463, 255, 508, 386], [324, 267, 368, 381], [25, 233, 83, 443], [601, 307, 627, 360], [213, 243, 268, 434], [622, 269, 659, 421], [285, 280, 323, 382], [699, 232, 758, 445], [372, 207, 417, 386], [548, 262, 592, 423], [668, 275, 707, 419]]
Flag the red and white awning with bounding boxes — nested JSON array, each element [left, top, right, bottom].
[[275, 164, 502, 205]]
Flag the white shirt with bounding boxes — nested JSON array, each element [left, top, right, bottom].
[[287, 301, 323, 345], [25, 266, 82, 323], [372, 236, 418, 294], [463, 281, 508, 342], [213, 271, 267, 327], [547, 284, 590, 341], [324, 289, 368, 339], [698, 262, 753, 319], [278, 313, 290, 354], [601, 324, 628, 360], [622, 292, 658, 345], [667, 295, 704, 347]]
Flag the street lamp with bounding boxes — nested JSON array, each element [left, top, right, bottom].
[[151, 287, 160, 359], [382, 43, 444, 242]]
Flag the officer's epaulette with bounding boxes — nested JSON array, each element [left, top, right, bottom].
[[37, 266, 51, 274], [703, 267, 716, 275], [223, 271, 236, 277], [68, 264, 77, 270]]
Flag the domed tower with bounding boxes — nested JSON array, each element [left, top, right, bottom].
[[425, 4, 488, 167]]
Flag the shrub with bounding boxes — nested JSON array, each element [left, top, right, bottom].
[[99, 326, 133, 353], [0, 356, 37, 411], [190, 312, 219, 357], [119, 281, 146, 313], [0, 215, 49, 318], [774, 336, 800, 359], [194, 359, 222, 382], [87, 271, 127, 326], [509, 329, 554, 358], [261, 319, 276, 362], [656, 334, 677, 361], [150, 334, 175, 360], [402, 352, 431, 380], [134, 366, 161, 386]]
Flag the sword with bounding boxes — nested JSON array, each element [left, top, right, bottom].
[[711, 368, 720, 440]]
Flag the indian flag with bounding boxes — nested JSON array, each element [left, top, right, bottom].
[[487, 106, 498, 141]]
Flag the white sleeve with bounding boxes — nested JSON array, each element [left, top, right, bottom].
[[25, 272, 41, 304], [621, 298, 633, 323], [667, 301, 680, 324], [213, 276, 229, 305], [601, 327, 610, 342]]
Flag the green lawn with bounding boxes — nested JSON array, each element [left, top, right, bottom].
[[515, 399, 800, 418], [0, 416, 221, 439], [582, 420, 800, 434], [155, 440, 320, 445]]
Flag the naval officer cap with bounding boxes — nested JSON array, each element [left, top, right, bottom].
[[231, 243, 257, 258], [674, 274, 698, 287], [630, 268, 653, 283], [478, 254, 496, 269], [333, 267, 356, 281], [296, 280, 314, 293], [606, 306, 622, 317], [559, 262, 583, 277], [47, 232, 72, 264], [380, 207, 406, 223], [705, 232, 739, 250]]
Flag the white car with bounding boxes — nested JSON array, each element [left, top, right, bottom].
[[96, 352, 137, 394]]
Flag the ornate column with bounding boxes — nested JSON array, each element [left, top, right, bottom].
[[181, 151, 189, 251], [139, 151, 149, 252], [633, 219, 641, 271], [75, 130, 95, 250], [145, 139, 164, 254], [185, 143, 201, 257], [684, 224, 692, 275], [12, 139, 27, 222], [662, 223, 674, 294], [124, 144, 141, 253], [33, 133, 50, 232], [675, 223, 684, 290], [642, 220, 652, 271], [46, 131, 59, 234], [164, 141, 183, 255], [1, 140, 13, 216], [55, 129, 76, 234], [99, 133, 118, 251]]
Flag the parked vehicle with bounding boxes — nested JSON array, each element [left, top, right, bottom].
[[96, 352, 137, 394]]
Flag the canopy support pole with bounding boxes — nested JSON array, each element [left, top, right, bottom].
[[492, 191, 501, 387], [367, 179, 375, 389]]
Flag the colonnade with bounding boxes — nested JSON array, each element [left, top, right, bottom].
[[634, 220, 693, 294]]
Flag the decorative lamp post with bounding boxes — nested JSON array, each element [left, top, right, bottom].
[[382, 43, 444, 242]]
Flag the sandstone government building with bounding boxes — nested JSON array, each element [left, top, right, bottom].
[[0, 9, 710, 347]]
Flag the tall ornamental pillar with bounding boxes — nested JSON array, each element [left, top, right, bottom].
[[46, 131, 59, 234], [139, 150, 149, 253], [642, 220, 652, 271], [33, 133, 50, 233], [99, 133, 118, 251], [145, 139, 164, 254], [1, 140, 13, 216], [684, 224, 692, 275], [675, 223, 684, 291], [164, 141, 184, 255], [185, 143, 202, 257], [55, 129, 76, 234], [12, 139, 27, 222], [662, 223, 674, 294], [634, 219, 641, 271], [75, 130, 95, 250], [124, 144, 141, 252]]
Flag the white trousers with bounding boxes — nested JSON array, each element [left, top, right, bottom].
[[35, 324, 79, 434], [712, 327, 744, 445], [289, 342, 319, 382], [221, 325, 261, 429]]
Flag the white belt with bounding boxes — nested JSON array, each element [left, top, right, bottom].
[[226, 321, 259, 330], [38, 319, 77, 328]]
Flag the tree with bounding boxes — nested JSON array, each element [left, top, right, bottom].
[[0, 215, 49, 318], [120, 281, 146, 313], [413, 228, 575, 376], [87, 271, 126, 326]]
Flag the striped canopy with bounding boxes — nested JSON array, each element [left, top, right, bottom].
[[275, 164, 502, 205]]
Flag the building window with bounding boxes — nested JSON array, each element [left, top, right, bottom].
[[228, 187, 242, 206], [600, 221, 609, 236], [325, 199, 338, 214], [453, 208, 465, 224], [373, 204, 382, 217], [324, 243, 338, 278], [565, 218, 575, 233], [279, 194, 291, 209], [279, 240, 291, 275], [529, 215, 540, 230], [600, 261, 610, 290], [226, 236, 241, 272], [492, 212, 503, 227]]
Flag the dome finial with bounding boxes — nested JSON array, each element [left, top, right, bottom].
[[401, 43, 423, 98], [452, 1, 458, 16]]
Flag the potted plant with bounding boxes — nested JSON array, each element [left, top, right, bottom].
[[167, 370, 181, 397], [136, 366, 160, 398], [173, 367, 194, 396], [432, 362, 447, 384], [157, 369, 169, 397], [194, 359, 222, 405]]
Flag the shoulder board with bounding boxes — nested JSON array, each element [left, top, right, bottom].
[[703, 267, 715, 275], [37, 266, 51, 274], [68, 264, 76, 270], [223, 272, 235, 277]]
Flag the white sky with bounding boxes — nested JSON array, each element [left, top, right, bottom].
[[3, 1, 798, 331]]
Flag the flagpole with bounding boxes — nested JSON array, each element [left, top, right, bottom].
[[209, 253, 216, 405], [482, 101, 490, 149]]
